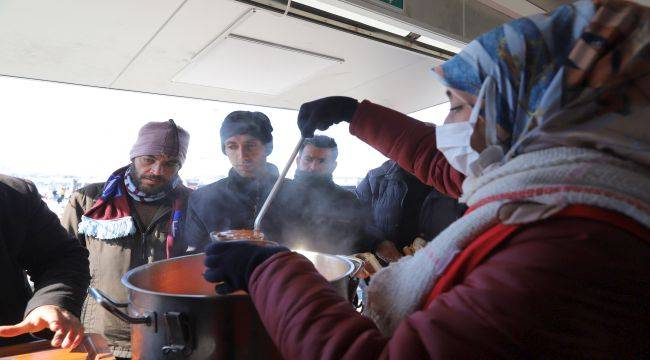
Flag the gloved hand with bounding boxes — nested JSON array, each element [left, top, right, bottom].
[[203, 241, 289, 294], [297, 96, 359, 138]]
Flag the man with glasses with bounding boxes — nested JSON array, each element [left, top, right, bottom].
[[61, 120, 191, 359]]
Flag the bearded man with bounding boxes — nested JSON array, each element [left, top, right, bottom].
[[62, 120, 191, 359]]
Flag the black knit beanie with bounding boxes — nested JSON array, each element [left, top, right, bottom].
[[220, 111, 273, 155]]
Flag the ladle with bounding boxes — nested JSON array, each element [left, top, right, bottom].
[[253, 137, 304, 231]]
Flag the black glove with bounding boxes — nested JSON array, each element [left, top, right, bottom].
[[203, 241, 289, 294], [297, 96, 359, 138]]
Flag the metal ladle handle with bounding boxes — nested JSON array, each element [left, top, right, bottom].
[[254, 137, 304, 231]]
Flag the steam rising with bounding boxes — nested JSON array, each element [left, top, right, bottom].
[[275, 173, 368, 255]]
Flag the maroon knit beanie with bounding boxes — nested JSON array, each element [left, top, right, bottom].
[[129, 120, 190, 164]]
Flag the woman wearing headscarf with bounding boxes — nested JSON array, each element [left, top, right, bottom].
[[203, 0, 649, 357]]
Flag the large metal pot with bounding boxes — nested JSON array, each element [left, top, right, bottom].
[[89, 252, 362, 359]]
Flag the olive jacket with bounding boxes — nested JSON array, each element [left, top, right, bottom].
[[62, 182, 190, 358]]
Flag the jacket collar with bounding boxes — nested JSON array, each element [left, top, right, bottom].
[[293, 170, 335, 188], [227, 163, 279, 189]]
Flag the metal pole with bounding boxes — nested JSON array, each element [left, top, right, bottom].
[[254, 137, 304, 231]]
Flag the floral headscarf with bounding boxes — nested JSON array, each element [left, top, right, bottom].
[[433, 0, 649, 171]]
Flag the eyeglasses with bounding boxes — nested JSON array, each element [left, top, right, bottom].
[[135, 156, 181, 173]]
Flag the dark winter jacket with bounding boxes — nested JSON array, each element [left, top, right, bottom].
[[281, 172, 370, 254], [182, 164, 291, 251], [0, 175, 90, 347], [418, 189, 467, 240], [356, 160, 464, 249]]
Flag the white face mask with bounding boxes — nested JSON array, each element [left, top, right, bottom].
[[435, 121, 479, 176], [436, 76, 503, 177]]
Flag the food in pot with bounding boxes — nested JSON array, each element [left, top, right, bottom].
[[214, 229, 265, 241]]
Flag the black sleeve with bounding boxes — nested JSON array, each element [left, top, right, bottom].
[[18, 185, 90, 318], [418, 190, 467, 240], [354, 176, 385, 252], [180, 193, 210, 253], [354, 174, 372, 206], [344, 193, 380, 253]]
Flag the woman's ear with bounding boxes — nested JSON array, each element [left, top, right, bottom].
[[470, 116, 487, 153], [496, 124, 511, 144], [470, 117, 510, 154]]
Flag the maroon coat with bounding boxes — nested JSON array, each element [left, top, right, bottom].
[[248, 101, 650, 359]]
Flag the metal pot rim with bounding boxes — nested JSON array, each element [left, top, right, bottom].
[[121, 254, 225, 299], [121, 252, 355, 298]]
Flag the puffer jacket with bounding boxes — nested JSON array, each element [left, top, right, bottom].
[[356, 160, 465, 249], [62, 183, 191, 358], [0, 175, 89, 347]]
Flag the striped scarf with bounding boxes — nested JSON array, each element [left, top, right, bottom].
[[78, 165, 189, 258]]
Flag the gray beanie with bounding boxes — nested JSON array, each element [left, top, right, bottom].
[[220, 111, 273, 154], [129, 120, 190, 164]]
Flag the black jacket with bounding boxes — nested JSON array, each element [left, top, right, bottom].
[[181, 164, 291, 251], [355, 161, 465, 249], [281, 172, 370, 254], [0, 175, 90, 346]]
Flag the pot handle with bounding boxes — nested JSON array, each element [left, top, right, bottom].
[[340, 256, 365, 278], [88, 287, 152, 326], [338, 256, 365, 309], [161, 312, 193, 356]]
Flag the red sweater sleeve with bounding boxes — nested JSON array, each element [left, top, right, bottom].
[[248, 218, 649, 359], [349, 100, 464, 198]]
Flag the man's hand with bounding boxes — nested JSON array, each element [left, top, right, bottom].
[[0, 305, 84, 349], [297, 96, 359, 138], [375, 240, 403, 263]]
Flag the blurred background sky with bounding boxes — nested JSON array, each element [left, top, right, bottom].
[[0, 75, 449, 186]]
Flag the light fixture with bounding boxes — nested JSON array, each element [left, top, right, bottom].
[[417, 36, 463, 54], [294, 0, 411, 37], [293, 0, 465, 54]]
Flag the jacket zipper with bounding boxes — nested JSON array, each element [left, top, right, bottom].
[[139, 207, 171, 263], [141, 233, 147, 262]]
